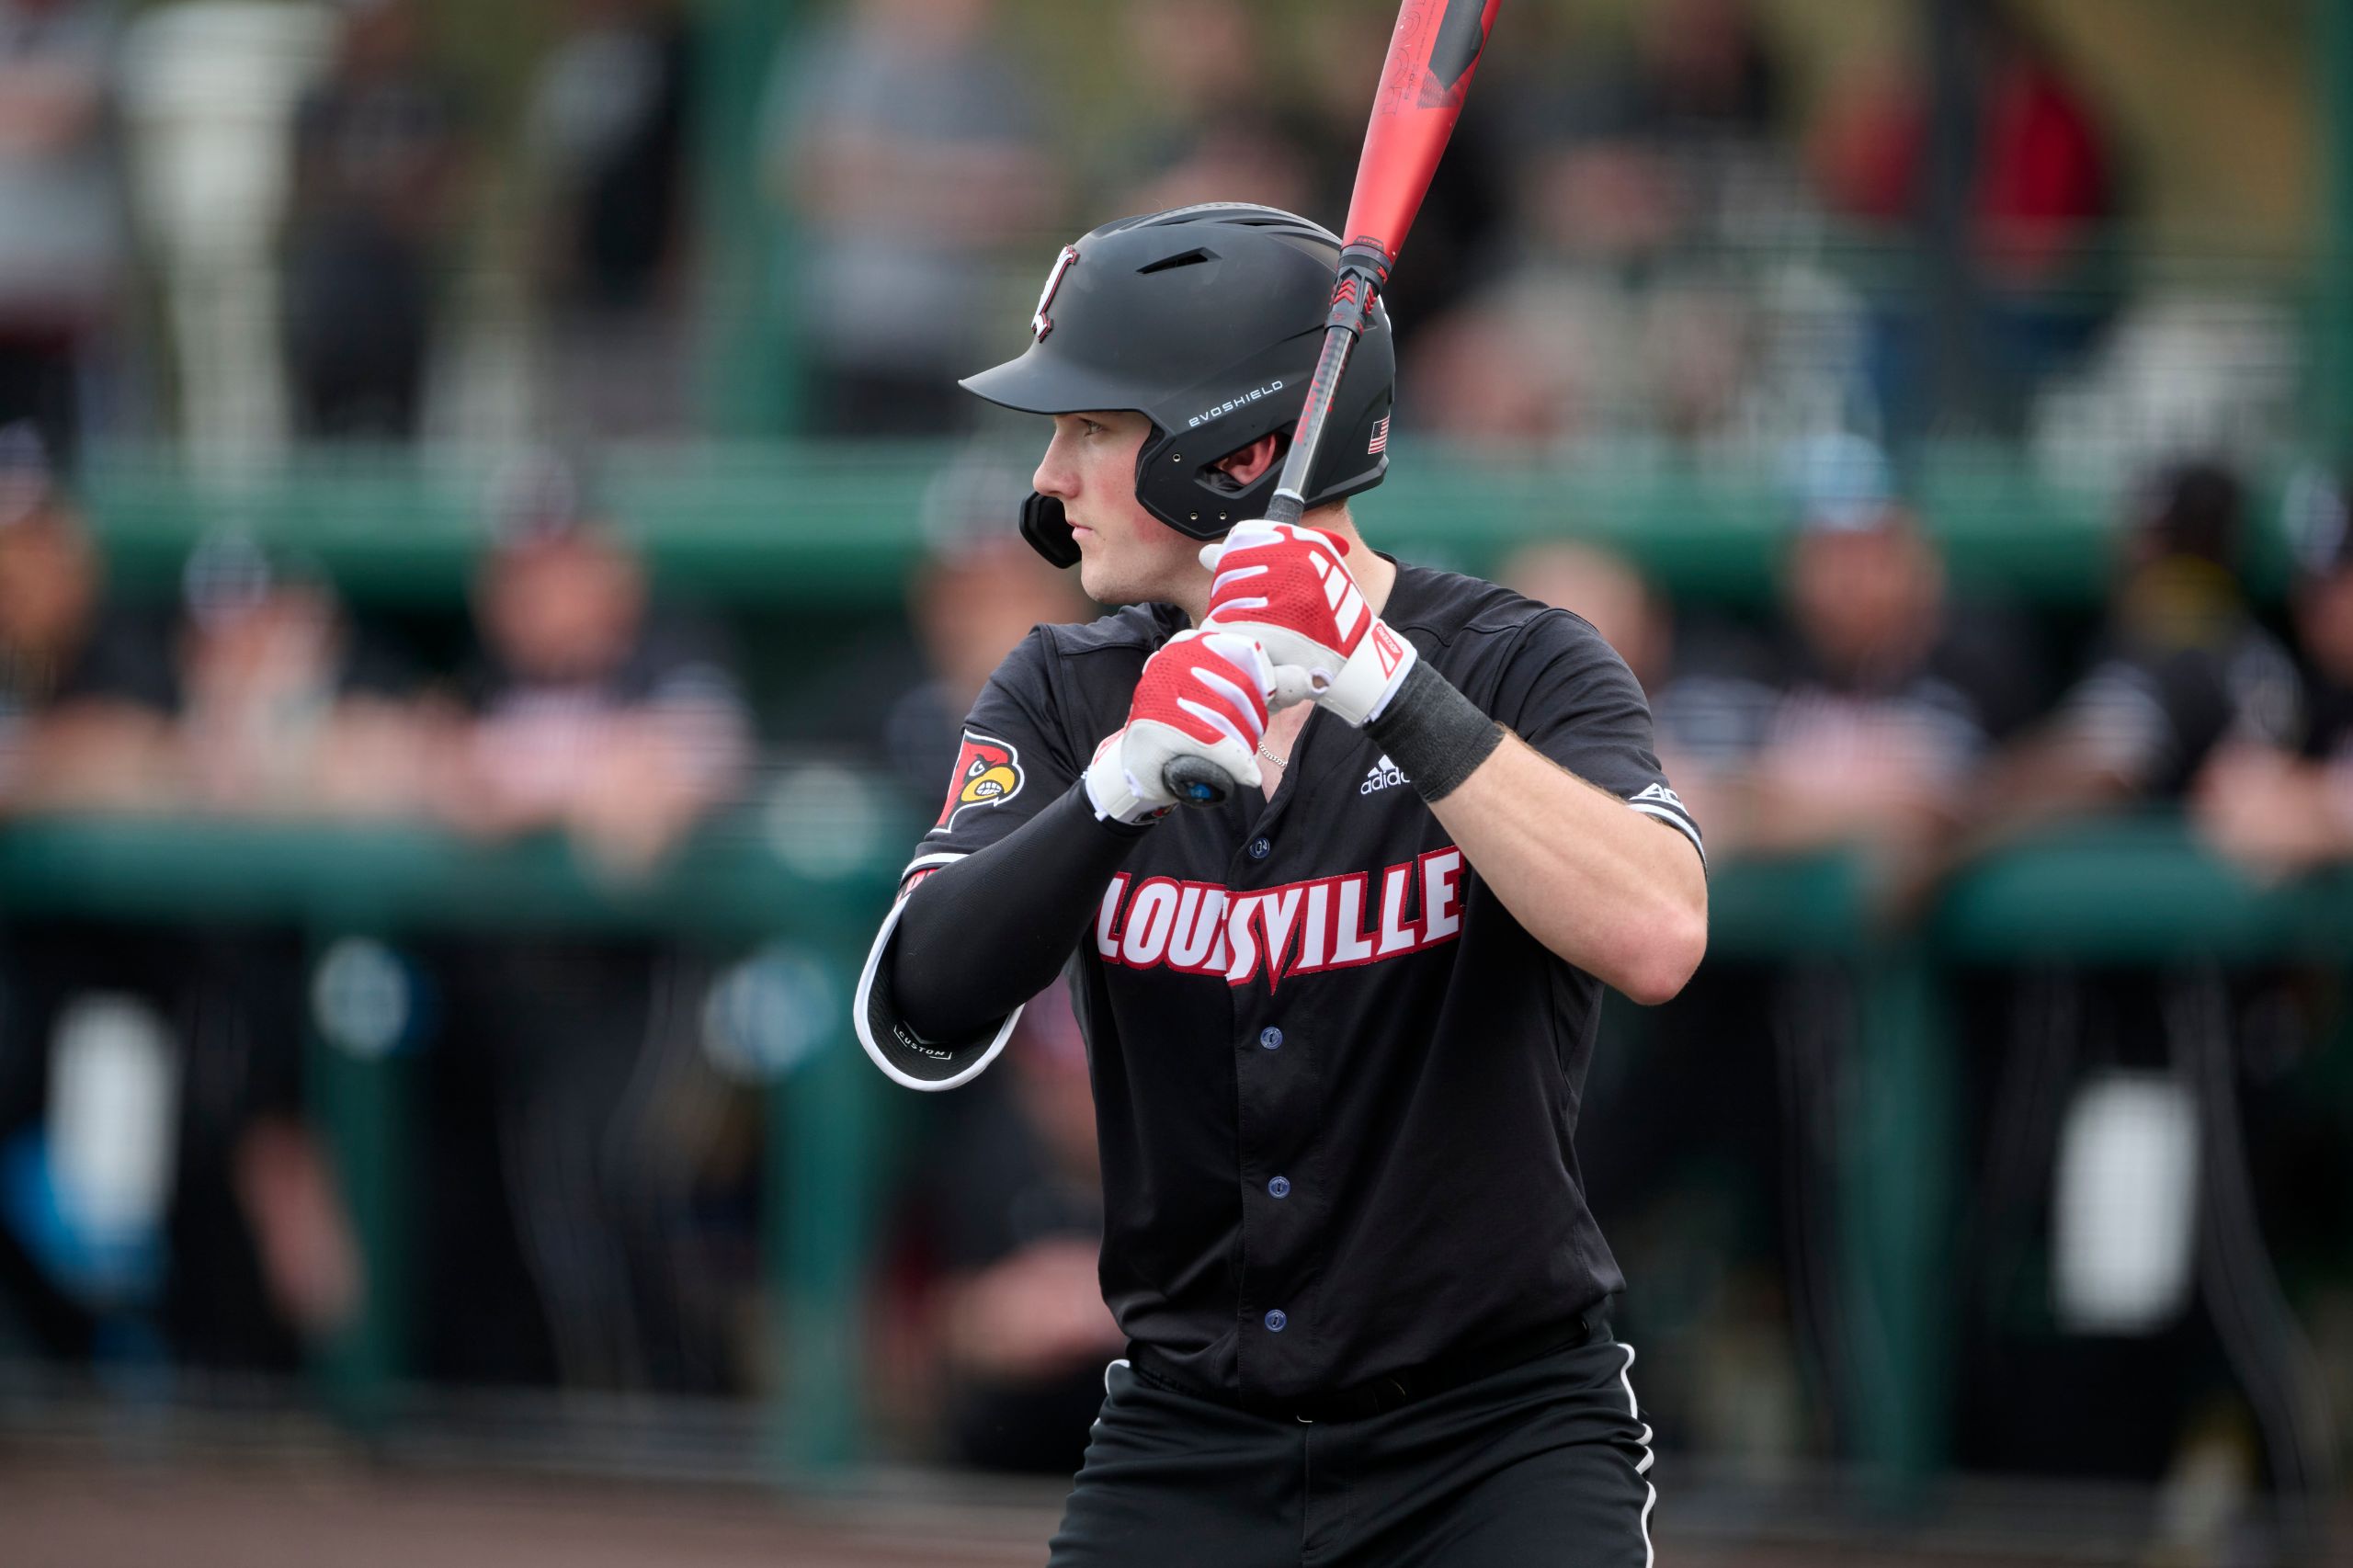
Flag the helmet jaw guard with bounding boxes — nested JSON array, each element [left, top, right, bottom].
[[961, 203, 1397, 567], [1019, 491, 1079, 568]]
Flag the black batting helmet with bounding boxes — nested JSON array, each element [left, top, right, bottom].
[[961, 203, 1396, 568]]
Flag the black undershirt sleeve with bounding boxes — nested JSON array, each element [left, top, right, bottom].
[[888, 780, 1154, 1041]]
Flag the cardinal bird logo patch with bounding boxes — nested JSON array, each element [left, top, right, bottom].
[[935, 732, 1025, 831]]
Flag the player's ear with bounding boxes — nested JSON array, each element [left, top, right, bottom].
[[1209, 434, 1283, 490]]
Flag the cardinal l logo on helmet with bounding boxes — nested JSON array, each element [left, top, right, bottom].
[[935, 732, 1026, 831], [961, 206, 1397, 562], [1031, 245, 1080, 341]]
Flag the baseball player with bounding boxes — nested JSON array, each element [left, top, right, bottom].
[[857, 204, 1708, 1565]]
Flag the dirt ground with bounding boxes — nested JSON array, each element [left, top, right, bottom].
[[0, 1459, 1900, 1568], [2, 1452, 2341, 1567], [6, 1459, 1055, 1568]]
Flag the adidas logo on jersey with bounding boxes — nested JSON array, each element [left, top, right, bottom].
[[1360, 754, 1411, 795]]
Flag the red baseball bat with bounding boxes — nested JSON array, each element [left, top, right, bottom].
[[1265, 0, 1503, 526], [1165, 0, 1502, 808]]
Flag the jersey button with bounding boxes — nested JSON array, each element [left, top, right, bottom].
[[1264, 1309, 1288, 1333], [1258, 1027, 1283, 1050], [1267, 1176, 1290, 1199], [1247, 836, 1272, 860]]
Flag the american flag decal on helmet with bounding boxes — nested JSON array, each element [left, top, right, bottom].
[[1369, 415, 1390, 455]]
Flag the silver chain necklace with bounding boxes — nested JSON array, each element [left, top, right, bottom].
[[1257, 739, 1289, 770]]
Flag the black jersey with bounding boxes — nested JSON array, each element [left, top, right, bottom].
[[858, 561, 1702, 1406], [2302, 674, 2353, 767], [2049, 562, 2302, 801]]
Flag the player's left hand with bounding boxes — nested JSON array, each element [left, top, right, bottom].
[[1199, 520, 1417, 727], [1083, 629, 1279, 824]]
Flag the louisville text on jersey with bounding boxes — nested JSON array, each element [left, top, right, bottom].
[[1093, 846, 1464, 990], [934, 732, 1024, 831]]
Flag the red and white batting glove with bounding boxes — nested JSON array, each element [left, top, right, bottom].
[[1199, 520, 1418, 727], [1085, 630, 1278, 824]]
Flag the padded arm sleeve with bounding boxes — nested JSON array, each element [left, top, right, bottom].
[[857, 780, 1152, 1090]]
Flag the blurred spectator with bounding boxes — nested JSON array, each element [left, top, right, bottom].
[[1108, 2, 1316, 229], [1502, 535, 1814, 1469], [173, 529, 431, 817], [914, 977, 1121, 1473], [0, 424, 185, 1368], [1530, 0, 1790, 258], [2194, 471, 2353, 873], [1731, 436, 2041, 860], [163, 921, 362, 1369], [1954, 467, 2327, 1522], [870, 461, 1110, 1470], [1814, 2, 2110, 290], [1978, 460, 2298, 829], [1628, 0, 1780, 145], [1118, 117, 1317, 226], [1500, 537, 1756, 840], [166, 533, 422, 1356], [1505, 456, 2043, 1474], [882, 528, 1090, 804], [1404, 282, 1592, 451], [438, 458, 747, 877], [1290, 3, 1509, 361], [1504, 539, 1674, 694], [1406, 251, 1764, 449], [1109, 0, 1263, 174], [0, 0, 125, 466], [421, 458, 750, 1392], [0, 422, 174, 808], [1811, 1, 2117, 435], [524, 0, 691, 440], [761, 0, 1054, 437], [1406, 2, 1805, 450], [282, 0, 469, 441]]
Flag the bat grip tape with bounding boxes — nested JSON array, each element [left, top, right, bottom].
[[1324, 243, 1392, 332], [1336, 240, 1392, 288]]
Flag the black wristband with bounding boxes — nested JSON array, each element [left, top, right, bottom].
[[1362, 660, 1505, 803]]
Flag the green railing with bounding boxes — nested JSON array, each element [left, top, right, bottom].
[[69, 441, 2309, 612], [2, 810, 2347, 1488], [0, 816, 896, 1466]]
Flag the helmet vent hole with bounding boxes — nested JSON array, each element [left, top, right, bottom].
[[1137, 248, 1217, 275]]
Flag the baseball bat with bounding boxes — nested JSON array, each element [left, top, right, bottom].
[[1165, 0, 1504, 810]]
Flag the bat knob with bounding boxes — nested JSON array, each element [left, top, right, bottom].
[[1165, 756, 1230, 809]]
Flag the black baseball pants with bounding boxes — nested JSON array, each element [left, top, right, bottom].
[[1046, 1335, 1656, 1567]]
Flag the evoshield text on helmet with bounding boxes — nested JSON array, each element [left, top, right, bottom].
[[961, 204, 1397, 568]]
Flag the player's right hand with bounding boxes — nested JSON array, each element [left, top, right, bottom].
[[1084, 630, 1275, 824], [1199, 519, 1418, 727]]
